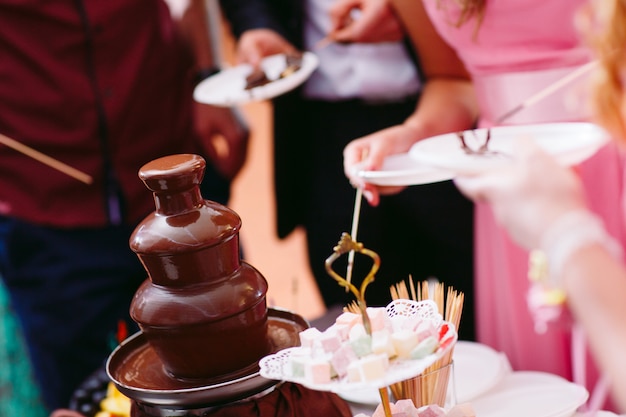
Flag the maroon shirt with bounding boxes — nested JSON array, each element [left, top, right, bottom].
[[0, 0, 204, 227]]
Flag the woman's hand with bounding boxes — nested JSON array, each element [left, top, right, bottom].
[[343, 122, 422, 206], [454, 138, 588, 249]]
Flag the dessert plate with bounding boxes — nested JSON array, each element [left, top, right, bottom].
[[193, 52, 319, 107], [452, 341, 511, 403], [336, 341, 511, 406], [471, 371, 589, 417], [409, 122, 609, 175], [259, 300, 457, 393], [355, 154, 455, 186]]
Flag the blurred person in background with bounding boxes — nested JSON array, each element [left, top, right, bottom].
[[454, 0, 626, 411], [0, 0, 248, 411], [342, 0, 624, 409], [219, 0, 476, 341]]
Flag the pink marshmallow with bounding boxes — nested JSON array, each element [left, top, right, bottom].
[[319, 328, 342, 353], [303, 358, 331, 384], [446, 403, 477, 417], [417, 404, 446, 417], [330, 344, 358, 377], [335, 311, 361, 327], [366, 307, 389, 332], [298, 327, 322, 348]]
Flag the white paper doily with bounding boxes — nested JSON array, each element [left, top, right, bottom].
[[258, 299, 457, 393]]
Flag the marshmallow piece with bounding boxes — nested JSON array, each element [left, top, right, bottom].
[[358, 353, 389, 381], [327, 323, 350, 341], [371, 330, 396, 358], [346, 360, 362, 382], [447, 403, 477, 417], [395, 399, 419, 417], [366, 307, 389, 332], [330, 343, 358, 377], [372, 403, 386, 417], [299, 328, 322, 348], [335, 311, 361, 327], [392, 329, 419, 358], [350, 335, 373, 357], [349, 323, 368, 340], [303, 358, 332, 384], [414, 320, 438, 342], [371, 401, 396, 417], [290, 354, 308, 378], [319, 328, 342, 353], [417, 404, 446, 417], [410, 335, 439, 359]]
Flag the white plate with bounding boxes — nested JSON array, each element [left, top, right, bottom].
[[336, 386, 381, 406], [452, 341, 511, 403], [471, 371, 589, 417], [338, 341, 510, 406], [356, 154, 455, 186], [259, 300, 457, 393], [409, 122, 609, 175], [193, 52, 319, 107]]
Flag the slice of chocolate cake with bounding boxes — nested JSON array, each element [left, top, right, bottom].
[[245, 68, 272, 90]]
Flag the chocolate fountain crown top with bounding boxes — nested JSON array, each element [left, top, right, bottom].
[[131, 154, 240, 256]]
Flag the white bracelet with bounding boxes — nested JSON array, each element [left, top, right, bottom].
[[539, 210, 623, 285]]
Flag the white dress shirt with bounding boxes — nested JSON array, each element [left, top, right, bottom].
[[303, 0, 421, 102]]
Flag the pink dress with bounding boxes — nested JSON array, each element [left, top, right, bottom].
[[423, 0, 626, 405]]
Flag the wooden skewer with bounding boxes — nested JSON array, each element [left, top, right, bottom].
[[378, 387, 393, 417], [314, 36, 334, 50], [346, 148, 368, 291], [494, 60, 598, 124], [389, 279, 464, 406], [345, 186, 363, 291], [0, 133, 93, 184]]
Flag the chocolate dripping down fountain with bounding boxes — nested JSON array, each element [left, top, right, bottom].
[[104, 154, 326, 416]]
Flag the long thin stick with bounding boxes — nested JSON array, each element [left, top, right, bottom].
[[378, 387, 393, 417], [495, 60, 598, 124], [0, 133, 93, 184], [345, 187, 363, 291], [314, 36, 334, 50]]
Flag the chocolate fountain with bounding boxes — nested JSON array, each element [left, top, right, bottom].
[[105, 154, 351, 416]]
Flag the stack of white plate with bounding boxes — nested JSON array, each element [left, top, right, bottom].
[[341, 341, 593, 417], [339, 340, 511, 406], [471, 371, 588, 417], [450, 341, 512, 404]]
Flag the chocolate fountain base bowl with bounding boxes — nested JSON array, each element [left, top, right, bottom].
[[106, 308, 308, 407]]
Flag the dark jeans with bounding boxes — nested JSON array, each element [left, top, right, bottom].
[[0, 218, 144, 410]]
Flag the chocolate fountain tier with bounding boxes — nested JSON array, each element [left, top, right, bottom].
[[129, 154, 270, 380], [106, 308, 308, 408]]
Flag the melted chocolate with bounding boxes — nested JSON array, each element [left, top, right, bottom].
[[128, 154, 270, 380], [108, 311, 307, 392]]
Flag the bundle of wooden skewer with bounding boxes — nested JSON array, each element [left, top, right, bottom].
[[389, 278, 464, 407]]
